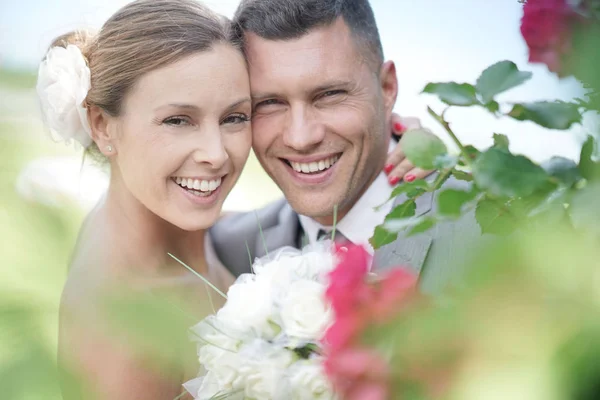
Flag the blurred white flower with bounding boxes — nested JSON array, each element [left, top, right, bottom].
[[280, 280, 332, 341], [15, 156, 107, 210], [217, 278, 279, 339], [239, 341, 294, 400], [287, 359, 336, 400], [36, 45, 92, 147], [186, 243, 337, 399]]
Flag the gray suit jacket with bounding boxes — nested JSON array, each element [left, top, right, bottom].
[[210, 175, 482, 294]]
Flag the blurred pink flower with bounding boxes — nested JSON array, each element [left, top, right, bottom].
[[324, 347, 390, 400], [520, 0, 580, 76], [325, 244, 373, 317], [371, 268, 419, 323]]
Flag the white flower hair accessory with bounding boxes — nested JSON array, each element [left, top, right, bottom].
[[36, 44, 92, 147]]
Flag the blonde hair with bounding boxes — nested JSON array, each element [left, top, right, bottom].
[[47, 0, 240, 158]]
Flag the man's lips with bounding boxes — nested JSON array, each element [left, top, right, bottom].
[[280, 153, 342, 174]]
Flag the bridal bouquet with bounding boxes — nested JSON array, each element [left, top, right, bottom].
[[184, 242, 338, 400]]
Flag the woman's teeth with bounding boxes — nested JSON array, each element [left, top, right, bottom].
[[174, 177, 222, 196], [290, 155, 340, 174]]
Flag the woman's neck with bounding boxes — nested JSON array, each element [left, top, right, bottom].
[[100, 177, 207, 276]]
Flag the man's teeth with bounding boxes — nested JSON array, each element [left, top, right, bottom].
[[291, 155, 340, 174], [174, 177, 222, 192]]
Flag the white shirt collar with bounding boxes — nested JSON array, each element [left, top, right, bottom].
[[299, 145, 395, 254]]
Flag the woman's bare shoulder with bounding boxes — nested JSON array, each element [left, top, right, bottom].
[[61, 209, 125, 314]]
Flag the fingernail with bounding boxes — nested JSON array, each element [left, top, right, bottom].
[[394, 122, 406, 133], [389, 176, 400, 185], [405, 174, 416, 182], [384, 164, 394, 174]]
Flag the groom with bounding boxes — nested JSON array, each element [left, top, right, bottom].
[[211, 0, 481, 293]]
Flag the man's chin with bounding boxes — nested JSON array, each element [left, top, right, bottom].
[[286, 193, 346, 222]]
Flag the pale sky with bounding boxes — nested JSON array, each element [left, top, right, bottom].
[[0, 0, 589, 161]]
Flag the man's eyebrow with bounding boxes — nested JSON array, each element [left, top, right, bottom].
[[312, 80, 353, 92], [251, 92, 278, 102], [251, 80, 353, 102]]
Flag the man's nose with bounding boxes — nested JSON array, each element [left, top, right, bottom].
[[282, 106, 325, 151]]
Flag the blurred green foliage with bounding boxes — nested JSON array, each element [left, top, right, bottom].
[[0, 68, 37, 91], [0, 66, 80, 399]]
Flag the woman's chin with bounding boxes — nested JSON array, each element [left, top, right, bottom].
[[171, 213, 219, 232]]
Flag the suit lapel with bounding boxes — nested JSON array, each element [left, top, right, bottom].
[[373, 189, 434, 276], [255, 177, 436, 275], [255, 202, 300, 258]]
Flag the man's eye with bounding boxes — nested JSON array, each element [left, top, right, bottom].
[[255, 99, 281, 108], [222, 114, 251, 125], [163, 116, 191, 126], [319, 90, 346, 99]]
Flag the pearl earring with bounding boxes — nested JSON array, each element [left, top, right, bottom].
[[106, 145, 113, 152]]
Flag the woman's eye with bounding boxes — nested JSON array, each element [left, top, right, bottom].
[[222, 114, 251, 125], [163, 116, 191, 126]]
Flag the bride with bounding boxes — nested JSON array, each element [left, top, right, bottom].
[[36, 0, 421, 399]]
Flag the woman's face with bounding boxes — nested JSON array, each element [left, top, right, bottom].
[[109, 44, 251, 231]]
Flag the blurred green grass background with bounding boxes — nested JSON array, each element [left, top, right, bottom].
[[0, 66, 280, 399]]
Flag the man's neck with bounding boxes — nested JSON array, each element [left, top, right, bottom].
[[313, 168, 383, 226]]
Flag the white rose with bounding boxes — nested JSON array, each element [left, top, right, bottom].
[[190, 316, 242, 353], [193, 371, 244, 400], [191, 317, 247, 391], [195, 371, 219, 399], [36, 44, 92, 147], [280, 280, 333, 341], [199, 346, 246, 391], [238, 343, 295, 400], [287, 360, 336, 400], [217, 279, 280, 339], [295, 249, 337, 281], [254, 256, 297, 288]]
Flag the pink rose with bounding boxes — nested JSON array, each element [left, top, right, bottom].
[[520, 0, 580, 76], [324, 347, 390, 400], [371, 268, 418, 322], [325, 244, 373, 317]]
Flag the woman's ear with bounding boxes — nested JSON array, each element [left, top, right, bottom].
[[88, 105, 116, 156]]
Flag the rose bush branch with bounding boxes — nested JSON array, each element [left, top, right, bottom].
[[370, 60, 595, 250]]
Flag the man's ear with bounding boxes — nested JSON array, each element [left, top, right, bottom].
[[379, 60, 399, 119], [88, 105, 116, 156]]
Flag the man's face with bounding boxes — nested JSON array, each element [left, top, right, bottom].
[[245, 18, 397, 225]]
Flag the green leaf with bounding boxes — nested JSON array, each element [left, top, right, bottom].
[[433, 154, 459, 169], [472, 147, 549, 197], [507, 101, 582, 130], [541, 156, 581, 186], [407, 216, 437, 236], [452, 169, 473, 182], [569, 182, 600, 239], [387, 179, 430, 202], [492, 133, 510, 150], [406, 188, 428, 199], [370, 225, 398, 249], [475, 60, 532, 103], [402, 129, 449, 170], [484, 101, 500, 114], [383, 215, 426, 234], [475, 198, 519, 235], [437, 189, 478, 217], [422, 82, 480, 106], [458, 145, 481, 167], [385, 199, 417, 221], [579, 135, 600, 181]]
